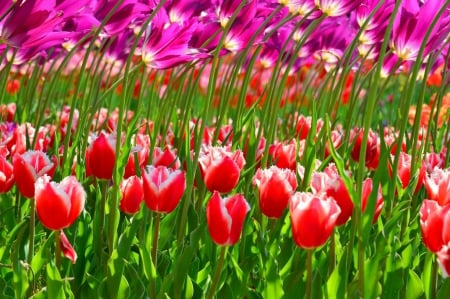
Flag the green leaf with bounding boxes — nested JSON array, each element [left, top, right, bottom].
[[185, 275, 194, 299], [46, 264, 66, 299], [327, 252, 347, 299], [437, 279, 450, 299], [406, 270, 424, 299]]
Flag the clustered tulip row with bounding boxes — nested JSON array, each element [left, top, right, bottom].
[[1, 106, 448, 269]]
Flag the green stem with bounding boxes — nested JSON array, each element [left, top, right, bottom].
[[99, 181, 108, 259], [206, 246, 227, 299], [306, 249, 313, 299], [150, 213, 161, 299], [329, 231, 335, 275], [28, 199, 35, 264], [55, 230, 61, 269], [430, 256, 438, 299]]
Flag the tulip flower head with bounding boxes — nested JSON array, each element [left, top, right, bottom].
[[142, 165, 186, 213], [86, 132, 116, 180], [252, 166, 297, 218], [206, 191, 250, 246], [13, 150, 57, 198], [289, 192, 341, 249], [424, 168, 450, 206], [0, 147, 14, 193], [361, 178, 384, 224], [198, 145, 245, 193], [310, 164, 353, 226], [35, 175, 86, 231], [120, 176, 144, 215]]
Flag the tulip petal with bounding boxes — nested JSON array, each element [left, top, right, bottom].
[[60, 231, 77, 264]]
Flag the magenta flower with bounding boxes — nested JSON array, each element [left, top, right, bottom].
[[141, 10, 207, 69], [315, 0, 363, 17], [390, 0, 450, 61]]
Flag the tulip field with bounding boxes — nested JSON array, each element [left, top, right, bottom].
[[1, 0, 450, 298]]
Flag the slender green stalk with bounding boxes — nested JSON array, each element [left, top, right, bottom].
[[28, 199, 35, 264], [329, 231, 335, 275], [97, 181, 108, 261], [306, 249, 313, 299], [150, 213, 161, 298], [430, 256, 438, 299], [206, 246, 227, 299], [150, 213, 161, 299], [55, 230, 61, 269]]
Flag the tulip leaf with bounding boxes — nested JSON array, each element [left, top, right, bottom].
[[327, 251, 347, 299], [31, 232, 54, 274], [46, 264, 66, 299], [437, 279, 450, 299], [185, 275, 194, 299], [0, 220, 27, 262], [406, 270, 423, 299]]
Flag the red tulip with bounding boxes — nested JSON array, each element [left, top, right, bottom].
[[289, 192, 341, 249], [142, 165, 186, 213], [86, 132, 116, 180], [119, 176, 144, 215], [361, 178, 384, 224], [152, 146, 180, 169], [35, 175, 86, 230], [424, 168, 450, 206], [13, 150, 57, 198], [269, 140, 297, 170], [198, 145, 245, 193], [438, 245, 450, 278], [350, 128, 380, 170], [310, 164, 354, 226], [252, 166, 297, 218], [419, 200, 448, 253], [124, 133, 150, 178], [206, 191, 250, 246], [0, 151, 14, 193], [389, 152, 425, 194]]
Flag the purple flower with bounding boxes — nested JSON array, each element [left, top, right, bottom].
[[390, 0, 450, 61], [315, 0, 364, 17], [140, 11, 207, 69]]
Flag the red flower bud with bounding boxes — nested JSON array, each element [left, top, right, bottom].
[[120, 176, 144, 215], [206, 191, 250, 246], [13, 150, 57, 198], [424, 168, 450, 206], [35, 175, 86, 230], [289, 192, 341, 249], [252, 166, 297, 218], [199, 145, 245, 193], [361, 178, 384, 224], [86, 132, 116, 180], [142, 165, 186, 213]]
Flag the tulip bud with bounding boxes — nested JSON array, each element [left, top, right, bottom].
[[289, 192, 340, 249], [142, 165, 186, 213], [252, 166, 297, 218], [13, 150, 57, 198], [199, 145, 245, 193], [86, 132, 116, 180], [35, 175, 86, 230], [206, 191, 250, 246], [120, 176, 144, 215], [424, 168, 450, 206]]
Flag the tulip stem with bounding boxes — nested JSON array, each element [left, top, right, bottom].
[[28, 199, 35, 264], [55, 230, 61, 269], [150, 213, 161, 299], [206, 246, 227, 299], [306, 249, 313, 299], [98, 181, 108, 262], [329, 231, 335, 275], [430, 256, 438, 299]]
